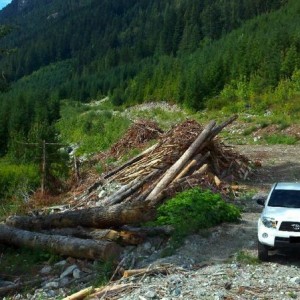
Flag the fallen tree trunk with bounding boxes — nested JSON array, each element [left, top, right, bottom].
[[101, 169, 161, 206], [149, 164, 209, 206], [6, 203, 155, 230], [145, 120, 216, 204], [41, 227, 145, 245], [0, 224, 121, 260], [120, 225, 174, 236], [174, 151, 210, 181]]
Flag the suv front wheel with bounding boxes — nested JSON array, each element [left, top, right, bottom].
[[258, 240, 269, 261]]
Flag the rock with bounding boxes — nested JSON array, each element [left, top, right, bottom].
[[55, 260, 67, 267], [290, 277, 300, 284], [73, 268, 81, 279], [98, 190, 107, 198], [60, 264, 78, 278], [46, 290, 57, 297], [44, 281, 59, 289], [0, 280, 15, 287], [40, 266, 52, 274], [59, 277, 69, 287], [144, 290, 157, 299]]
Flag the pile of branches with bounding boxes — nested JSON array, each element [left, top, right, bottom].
[[109, 119, 163, 158], [0, 115, 252, 262]]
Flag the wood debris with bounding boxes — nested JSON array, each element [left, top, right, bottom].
[[2, 115, 253, 261]]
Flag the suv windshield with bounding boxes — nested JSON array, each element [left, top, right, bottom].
[[268, 189, 300, 208]]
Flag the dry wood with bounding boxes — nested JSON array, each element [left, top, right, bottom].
[[0, 224, 121, 260], [6, 202, 155, 230], [104, 143, 159, 179], [214, 175, 222, 187], [148, 164, 209, 206], [209, 115, 238, 137], [87, 283, 137, 299], [174, 151, 210, 181], [145, 120, 216, 204], [122, 267, 169, 278], [101, 169, 160, 206], [120, 225, 174, 236], [41, 228, 144, 245], [63, 286, 94, 300]]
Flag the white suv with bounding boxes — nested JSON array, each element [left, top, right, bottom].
[[257, 182, 300, 261]]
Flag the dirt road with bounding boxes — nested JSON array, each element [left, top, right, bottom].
[[135, 144, 300, 267]]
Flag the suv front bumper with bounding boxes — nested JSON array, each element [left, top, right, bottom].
[[258, 219, 300, 248]]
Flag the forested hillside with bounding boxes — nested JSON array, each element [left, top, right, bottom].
[[0, 0, 299, 161]]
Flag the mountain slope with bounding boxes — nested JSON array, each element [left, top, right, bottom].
[[0, 0, 297, 158]]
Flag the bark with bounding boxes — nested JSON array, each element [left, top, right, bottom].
[[145, 120, 216, 204], [174, 151, 210, 181], [149, 164, 209, 206], [120, 225, 174, 236], [209, 115, 238, 137], [6, 202, 155, 230], [0, 224, 121, 260], [101, 169, 160, 206], [41, 227, 145, 245]]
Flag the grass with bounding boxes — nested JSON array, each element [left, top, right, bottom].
[[0, 245, 60, 278], [235, 250, 260, 265], [91, 260, 114, 287], [263, 134, 298, 145]]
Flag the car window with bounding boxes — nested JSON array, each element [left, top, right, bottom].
[[268, 189, 300, 208]]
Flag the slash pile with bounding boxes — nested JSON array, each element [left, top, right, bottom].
[[1, 115, 253, 262]]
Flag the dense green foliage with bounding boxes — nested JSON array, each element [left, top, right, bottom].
[[0, 160, 39, 200], [155, 188, 240, 238], [56, 101, 131, 155], [0, 0, 296, 158], [0, 0, 299, 200]]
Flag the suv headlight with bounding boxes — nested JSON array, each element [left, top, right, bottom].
[[261, 217, 277, 228]]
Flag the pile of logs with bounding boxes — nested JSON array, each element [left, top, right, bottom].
[[0, 115, 252, 261]]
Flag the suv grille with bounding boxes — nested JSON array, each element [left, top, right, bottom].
[[279, 222, 300, 232]]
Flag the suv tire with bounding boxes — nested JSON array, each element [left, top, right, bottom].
[[258, 240, 269, 261]]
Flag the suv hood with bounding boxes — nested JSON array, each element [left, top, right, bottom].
[[263, 206, 300, 221]]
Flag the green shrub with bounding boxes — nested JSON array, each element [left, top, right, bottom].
[[0, 161, 39, 200], [155, 188, 240, 240], [264, 134, 298, 145]]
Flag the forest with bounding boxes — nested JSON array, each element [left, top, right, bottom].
[[0, 0, 299, 196]]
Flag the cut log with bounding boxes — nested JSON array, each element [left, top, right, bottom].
[[149, 164, 209, 206], [120, 225, 174, 236], [102, 169, 160, 206], [174, 151, 210, 181], [6, 202, 155, 230], [63, 286, 94, 300], [0, 224, 121, 260], [145, 120, 216, 204], [41, 227, 144, 245]]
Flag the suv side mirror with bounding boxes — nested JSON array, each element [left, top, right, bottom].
[[257, 199, 265, 206]]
